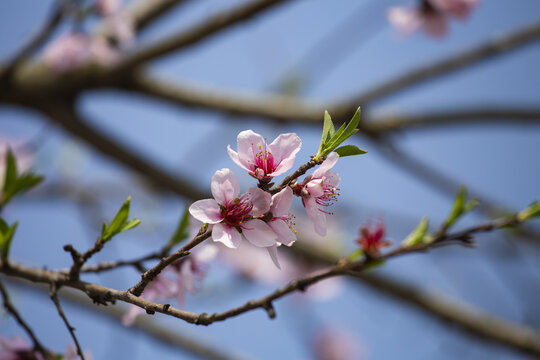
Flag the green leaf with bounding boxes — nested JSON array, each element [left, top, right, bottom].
[[2, 150, 44, 205], [346, 248, 364, 262], [101, 196, 140, 241], [334, 145, 368, 157], [517, 201, 540, 222], [464, 198, 479, 213], [364, 258, 385, 271], [403, 217, 429, 247], [169, 207, 191, 246], [317, 107, 362, 157], [0, 218, 18, 263], [445, 186, 466, 227], [317, 111, 335, 154]]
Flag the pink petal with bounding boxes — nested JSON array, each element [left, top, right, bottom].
[[306, 178, 324, 198], [244, 187, 272, 216], [242, 219, 277, 247], [387, 7, 422, 34], [422, 12, 447, 37], [193, 244, 219, 262], [269, 219, 296, 246], [227, 145, 250, 172], [267, 133, 302, 176], [270, 187, 293, 217], [312, 152, 339, 179], [189, 199, 223, 224], [211, 168, 240, 205], [304, 197, 327, 236], [324, 171, 341, 188], [236, 130, 265, 169], [266, 244, 281, 269], [212, 223, 242, 248]]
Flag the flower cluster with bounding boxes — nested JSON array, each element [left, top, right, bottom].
[[43, 0, 134, 72], [190, 130, 342, 268], [356, 220, 390, 256], [388, 0, 478, 38]]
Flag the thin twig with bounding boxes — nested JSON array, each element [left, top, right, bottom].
[[270, 157, 324, 194], [117, 0, 293, 70], [0, 279, 51, 358], [128, 228, 211, 296], [49, 283, 85, 360]]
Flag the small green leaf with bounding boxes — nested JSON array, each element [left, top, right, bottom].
[[346, 248, 364, 262], [317, 111, 335, 154], [317, 107, 363, 157], [403, 217, 429, 247], [464, 198, 479, 213], [2, 150, 43, 205], [101, 196, 140, 241], [445, 186, 466, 228], [364, 258, 385, 271], [334, 145, 368, 157], [169, 207, 191, 246], [517, 201, 540, 222], [0, 218, 18, 263]]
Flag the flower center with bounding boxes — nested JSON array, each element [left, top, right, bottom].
[[315, 181, 340, 213], [221, 195, 253, 226], [253, 144, 275, 177]]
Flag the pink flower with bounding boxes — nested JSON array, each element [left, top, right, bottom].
[[189, 168, 277, 249], [43, 33, 119, 72], [265, 187, 297, 268], [312, 326, 363, 360], [0, 335, 43, 360], [122, 245, 217, 326], [103, 14, 135, 49], [63, 344, 92, 360], [356, 220, 390, 256], [227, 130, 301, 180], [431, 0, 478, 19], [294, 152, 341, 236], [388, 4, 447, 38], [96, 0, 122, 16], [387, 0, 478, 38]]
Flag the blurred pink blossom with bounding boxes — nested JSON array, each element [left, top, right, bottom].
[[43, 33, 119, 72], [356, 219, 390, 256], [0, 335, 43, 360], [227, 130, 302, 180], [96, 0, 122, 16], [122, 245, 218, 326], [388, 0, 478, 38], [189, 168, 278, 251], [312, 326, 363, 360], [294, 152, 341, 236]]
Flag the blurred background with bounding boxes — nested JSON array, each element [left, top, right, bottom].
[[0, 0, 539, 359]]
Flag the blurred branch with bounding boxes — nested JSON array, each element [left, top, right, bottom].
[[117, 0, 293, 70], [49, 284, 86, 360], [343, 20, 540, 105], [0, 1, 64, 83], [127, 0, 190, 33], [36, 102, 208, 200], [8, 278, 257, 360], [0, 279, 52, 358]]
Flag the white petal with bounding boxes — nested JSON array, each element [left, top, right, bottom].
[[269, 219, 296, 246], [266, 245, 281, 269], [211, 168, 240, 205], [188, 199, 223, 224], [194, 244, 219, 262], [306, 179, 324, 198], [313, 152, 339, 179], [245, 187, 272, 216], [242, 219, 277, 247], [270, 187, 293, 217], [212, 223, 242, 248], [324, 171, 341, 187]]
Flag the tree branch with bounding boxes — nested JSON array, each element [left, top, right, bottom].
[[117, 0, 293, 70], [49, 283, 85, 360], [36, 102, 208, 201], [127, 0, 190, 33], [343, 20, 540, 105], [0, 279, 52, 359]]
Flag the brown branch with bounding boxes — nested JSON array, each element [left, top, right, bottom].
[[127, 0, 189, 33], [8, 278, 257, 360], [36, 102, 208, 201], [117, 0, 293, 70], [128, 228, 211, 296], [49, 283, 85, 360], [343, 20, 540, 105], [0, 279, 52, 359], [270, 157, 324, 194]]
